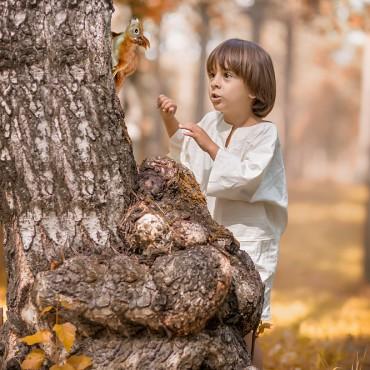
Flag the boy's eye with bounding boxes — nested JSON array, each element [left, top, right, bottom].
[[208, 72, 215, 78], [224, 71, 232, 78]]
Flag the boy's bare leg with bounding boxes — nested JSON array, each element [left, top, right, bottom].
[[245, 332, 263, 370]]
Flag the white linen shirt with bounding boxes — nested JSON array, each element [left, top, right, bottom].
[[168, 111, 288, 243]]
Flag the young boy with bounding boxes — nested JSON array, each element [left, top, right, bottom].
[[157, 38, 288, 369]]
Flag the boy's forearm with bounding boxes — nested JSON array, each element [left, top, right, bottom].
[[163, 116, 180, 138], [207, 142, 219, 160]]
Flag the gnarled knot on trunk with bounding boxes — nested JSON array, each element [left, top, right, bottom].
[[24, 157, 263, 369]]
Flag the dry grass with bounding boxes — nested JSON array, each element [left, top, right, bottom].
[[261, 181, 370, 370]]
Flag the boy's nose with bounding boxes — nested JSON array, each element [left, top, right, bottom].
[[211, 77, 221, 89]]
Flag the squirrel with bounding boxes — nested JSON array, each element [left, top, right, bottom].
[[112, 18, 150, 93]]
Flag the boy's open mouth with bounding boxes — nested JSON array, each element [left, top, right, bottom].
[[211, 93, 221, 99]]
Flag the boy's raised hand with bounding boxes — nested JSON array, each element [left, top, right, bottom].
[[179, 122, 219, 160], [157, 94, 177, 118], [157, 94, 180, 138]]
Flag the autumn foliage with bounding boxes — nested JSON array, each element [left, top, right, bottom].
[[19, 307, 92, 370]]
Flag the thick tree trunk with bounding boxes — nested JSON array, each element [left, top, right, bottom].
[[0, 1, 263, 369], [0, 0, 137, 365]]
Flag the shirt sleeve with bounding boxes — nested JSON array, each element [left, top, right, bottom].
[[207, 125, 278, 202], [167, 129, 185, 162]]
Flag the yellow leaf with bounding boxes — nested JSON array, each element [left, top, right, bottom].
[[257, 321, 272, 336], [67, 355, 93, 370], [50, 364, 75, 370], [21, 349, 45, 370], [40, 306, 54, 317], [60, 299, 73, 310], [53, 322, 76, 352], [20, 330, 52, 345]]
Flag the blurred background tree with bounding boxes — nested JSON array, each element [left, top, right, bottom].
[[300, 0, 370, 282]]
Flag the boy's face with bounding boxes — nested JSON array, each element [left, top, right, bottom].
[[208, 63, 255, 119]]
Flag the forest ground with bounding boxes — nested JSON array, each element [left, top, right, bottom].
[[262, 181, 370, 370], [1, 182, 369, 369]]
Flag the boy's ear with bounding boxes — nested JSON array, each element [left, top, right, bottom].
[[248, 94, 256, 99]]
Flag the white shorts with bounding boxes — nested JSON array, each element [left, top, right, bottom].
[[239, 239, 279, 322]]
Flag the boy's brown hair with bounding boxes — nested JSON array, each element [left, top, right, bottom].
[[206, 38, 276, 118]]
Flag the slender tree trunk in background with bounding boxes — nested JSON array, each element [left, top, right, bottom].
[[194, 1, 210, 121], [357, 34, 370, 181], [136, 22, 167, 161], [152, 21, 168, 149], [360, 35, 370, 282], [0, 1, 263, 368], [365, 176, 370, 283], [153, 20, 167, 97], [249, 0, 267, 44], [283, 13, 294, 172]]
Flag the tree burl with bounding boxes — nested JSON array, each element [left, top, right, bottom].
[[32, 158, 263, 369]]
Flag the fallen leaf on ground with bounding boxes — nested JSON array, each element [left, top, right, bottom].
[[20, 330, 52, 345], [40, 306, 54, 317], [67, 355, 93, 370], [50, 363, 74, 370], [20, 349, 45, 370]]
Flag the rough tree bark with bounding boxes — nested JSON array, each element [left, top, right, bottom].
[[0, 1, 263, 369]]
